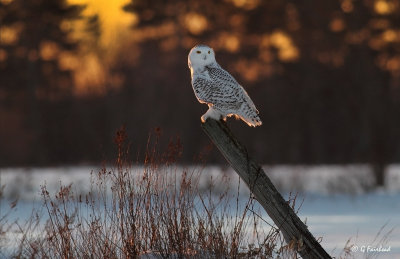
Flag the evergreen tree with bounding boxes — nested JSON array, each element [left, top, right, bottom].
[[0, 0, 84, 164]]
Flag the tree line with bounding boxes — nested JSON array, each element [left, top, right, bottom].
[[1, 0, 399, 184]]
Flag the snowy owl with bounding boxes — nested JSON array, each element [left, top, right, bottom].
[[188, 45, 262, 127]]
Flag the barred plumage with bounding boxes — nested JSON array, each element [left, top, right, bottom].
[[188, 45, 262, 127]]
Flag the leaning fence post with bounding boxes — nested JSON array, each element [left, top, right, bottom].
[[201, 119, 331, 259]]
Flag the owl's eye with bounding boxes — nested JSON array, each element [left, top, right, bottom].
[[208, 50, 210, 54], [196, 51, 201, 54]]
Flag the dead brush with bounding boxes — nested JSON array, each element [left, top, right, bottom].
[[7, 127, 300, 258]]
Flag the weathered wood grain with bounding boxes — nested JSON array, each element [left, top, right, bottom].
[[201, 119, 331, 259]]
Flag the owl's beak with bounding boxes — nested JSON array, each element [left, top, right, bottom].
[[202, 54, 207, 60]]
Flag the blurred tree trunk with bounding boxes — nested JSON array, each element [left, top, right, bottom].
[[373, 163, 386, 187]]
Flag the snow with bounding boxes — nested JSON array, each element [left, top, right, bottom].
[[1, 165, 400, 258], [297, 192, 400, 258]]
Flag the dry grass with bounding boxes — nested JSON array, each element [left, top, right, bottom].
[[1, 127, 312, 258]]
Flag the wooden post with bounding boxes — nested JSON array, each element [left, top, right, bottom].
[[201, 119, 331, 259]]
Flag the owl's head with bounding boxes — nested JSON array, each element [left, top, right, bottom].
[[188, 45, 216, 70]]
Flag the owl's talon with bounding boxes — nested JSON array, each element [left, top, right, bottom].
[[202, 107, 222, 123]]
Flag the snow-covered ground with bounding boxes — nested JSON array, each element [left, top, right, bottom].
[[1, 165, 399, 258]]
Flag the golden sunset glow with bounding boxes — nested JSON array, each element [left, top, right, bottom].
[[3, 0, 400, 177], [341, 0, 354, 13], [183, 13, 208, 35], [215, 33, 240, 53], [386, 56, 400, 71], [62, 0, 135, 95], [58, 51, 79, 71], [40, 41, 60, 61], [0, 25, 21, 45], [73, 53, 107, 95], [67, 0, 135, 47], [269, 31, 299, 62], [131, 22, 176, 42], [330, 18, 346, 32], [374, 0, 398, 14], [3, 0, 394, 96], [369, 38, 384, 50], [382, 29, 398, 42], [230, 0, 260, 10], [235, 59, 261, 81]]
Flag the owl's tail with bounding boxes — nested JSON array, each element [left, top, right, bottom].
[[236, 90, 262, 127], [237, 102, 262, 127]]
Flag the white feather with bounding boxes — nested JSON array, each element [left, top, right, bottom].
[[188, 45, 262, 127]]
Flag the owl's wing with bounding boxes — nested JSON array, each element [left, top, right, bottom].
[[214, 66, 259, 111], [192, 64, 262, 126], [192, 66, 242, 108], [208, 65, 259, 112]]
